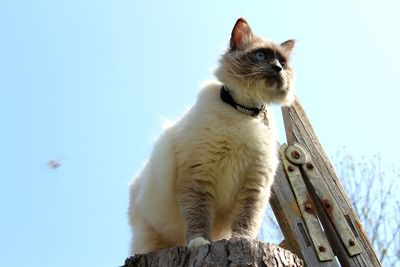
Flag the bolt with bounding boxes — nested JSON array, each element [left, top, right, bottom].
[[306, 162, 314, 170], [318, 246, 326, 252], [304, 203, 312, 211], [291, 150, 300, 159], [324, 201, 332, 209], [287, 165, 295, 172], [349, 239, 355, 246]]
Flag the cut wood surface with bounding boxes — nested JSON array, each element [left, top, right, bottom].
[[122, 237, 303, 267]]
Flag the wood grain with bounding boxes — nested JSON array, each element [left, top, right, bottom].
[[279, 98, 381, 267], [122, 238, 303, 267], [270, 163, 340, 267]]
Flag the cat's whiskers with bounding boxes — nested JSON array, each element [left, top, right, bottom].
[[227, 53, 252, 70], [255, 89, 264, 105], [226, 53, 268, 85], [225, 56, 245, 82], [227, 58, 262, 79], [248, 73, 261, 88]]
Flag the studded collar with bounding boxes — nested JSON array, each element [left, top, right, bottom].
[[220, 86, 266, 117]]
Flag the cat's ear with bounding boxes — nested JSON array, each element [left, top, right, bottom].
[[280, 39, 296, 54], [230, 18, 254, 50]]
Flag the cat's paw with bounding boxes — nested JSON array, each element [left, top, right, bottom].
[[187, 236, 211, 250]]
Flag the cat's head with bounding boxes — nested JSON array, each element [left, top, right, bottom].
[[215, 18, 295, 106]]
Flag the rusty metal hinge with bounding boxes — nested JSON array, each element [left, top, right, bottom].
[[280, 144, 334, 261], [280, 143, 362, 261]]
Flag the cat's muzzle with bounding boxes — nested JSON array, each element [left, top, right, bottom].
[[263, 73, 285, 90]]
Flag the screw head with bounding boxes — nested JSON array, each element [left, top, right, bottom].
[[287, 165, 295, 172], [306, 162, 314, 170], [324, 201, 332, 209], [304, 203, 312, 211], [318, 245, 326, 252], [291, 150, 301, 159], [349, 239, 355, 246]]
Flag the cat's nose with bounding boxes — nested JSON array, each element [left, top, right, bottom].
[[271, 61, 282, 73], [272, 64, 282, 72]]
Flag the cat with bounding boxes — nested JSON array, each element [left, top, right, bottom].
[[128, 17, 295, 254]]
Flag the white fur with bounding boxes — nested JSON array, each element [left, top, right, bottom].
[[128, 81, 281, 254], [128, 18, 294, 254], [188, 236, 211, 250]]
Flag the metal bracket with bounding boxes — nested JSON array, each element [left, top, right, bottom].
[[280, 144, 334, 262], [280, 143, 363, 260]]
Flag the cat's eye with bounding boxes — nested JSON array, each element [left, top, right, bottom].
[[255, 51, 266, 61], [280, 61, 287, 69]]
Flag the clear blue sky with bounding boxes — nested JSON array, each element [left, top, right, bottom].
[[1, 1, 399, 266]]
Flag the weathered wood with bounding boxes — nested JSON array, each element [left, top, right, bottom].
[[280, 144, 336, 261], [270, 163, 340, 267], [122, 238, 303, 267], [279, 97, 381, 266]]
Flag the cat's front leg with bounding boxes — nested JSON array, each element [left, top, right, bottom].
[[177, 178, 213, 249], [231, 173, 269, 239]]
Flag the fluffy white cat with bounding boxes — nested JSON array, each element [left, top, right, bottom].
[[129, 17, 295, 254]]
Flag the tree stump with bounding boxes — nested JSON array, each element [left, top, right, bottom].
[[122, 237, 303, 267]]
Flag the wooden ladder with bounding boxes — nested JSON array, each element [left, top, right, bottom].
[[270, 98, 381, 267]]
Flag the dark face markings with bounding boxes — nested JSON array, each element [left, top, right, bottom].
[[224, 41, 293, 91]]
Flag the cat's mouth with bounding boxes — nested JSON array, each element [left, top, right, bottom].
[[263, 74, 284, 89]]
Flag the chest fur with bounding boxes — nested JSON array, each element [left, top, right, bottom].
[[174, 115, 275, 208]]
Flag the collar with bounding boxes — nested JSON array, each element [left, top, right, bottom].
[[220, 86, 266, 117]]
